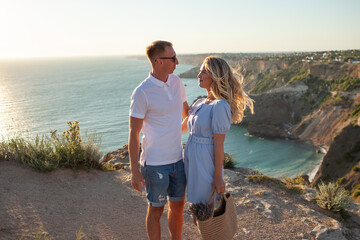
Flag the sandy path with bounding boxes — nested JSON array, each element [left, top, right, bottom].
[[2, 160, 360, 240]]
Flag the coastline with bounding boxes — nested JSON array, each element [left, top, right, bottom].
[[227, 126, 325, 179]]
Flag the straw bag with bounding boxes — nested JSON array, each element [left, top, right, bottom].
[[196, 190, 238, 240]]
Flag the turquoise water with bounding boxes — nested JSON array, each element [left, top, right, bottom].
[[0, 56, 323, 178]]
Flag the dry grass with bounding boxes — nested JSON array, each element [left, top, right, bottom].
[[0, 121, 104, 171]]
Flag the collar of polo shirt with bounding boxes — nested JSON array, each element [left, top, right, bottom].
[[149, 73, 171, 88]]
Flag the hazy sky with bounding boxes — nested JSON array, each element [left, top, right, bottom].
[[1, 0, 359, 58]]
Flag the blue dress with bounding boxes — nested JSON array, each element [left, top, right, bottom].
[[184, 98, 231, 204]]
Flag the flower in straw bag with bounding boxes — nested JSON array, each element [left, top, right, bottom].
[[194, 190, 238, 240], [189, 201, 213, 221]]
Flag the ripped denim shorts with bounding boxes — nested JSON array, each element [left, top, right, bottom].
[[141, 159, 186, 207]]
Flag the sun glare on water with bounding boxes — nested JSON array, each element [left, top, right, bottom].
[[0, 76, 20, 140], [0, 85, 9, 139]]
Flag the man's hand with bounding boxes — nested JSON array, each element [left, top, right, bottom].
[[131, 169, 145, 192]]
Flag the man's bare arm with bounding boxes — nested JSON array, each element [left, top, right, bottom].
[[128, 116, 145, 192], [182, 101, 190, 119]]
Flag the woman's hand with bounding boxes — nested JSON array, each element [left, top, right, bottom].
[[212, 175, 225, 194], [181, 116, 189, 133]]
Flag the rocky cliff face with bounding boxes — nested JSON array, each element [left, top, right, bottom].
[[242, 76, 331, 142], [311, 124, 360, 201], [178, 67, 199, 78], [310, 63, 360, 80], [242, 91, 301, 140], [243, 59, 289, 74], [293, 102, 354, 147]]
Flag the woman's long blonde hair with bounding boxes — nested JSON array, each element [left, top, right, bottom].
[[203, 56, 254, 124]]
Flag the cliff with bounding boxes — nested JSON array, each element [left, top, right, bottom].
[[311, 124, 360, 202], [310, 63, 360, 80], [179, 66, 200, 78]]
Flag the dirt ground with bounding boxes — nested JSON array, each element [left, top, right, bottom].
[[1, 160, 360, 240]]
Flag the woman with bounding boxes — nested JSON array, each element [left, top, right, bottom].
[[183, 56, 254, 205]]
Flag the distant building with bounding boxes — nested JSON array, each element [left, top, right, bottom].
[[321, 53, 329, 59], [334, 56, 343, 62]]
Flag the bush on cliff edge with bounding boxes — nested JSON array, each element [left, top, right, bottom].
[[316, 181, 351, 212], [0, 121, 103, 171]]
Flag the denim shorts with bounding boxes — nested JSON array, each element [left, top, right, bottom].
[[140, 159, 186, 207]]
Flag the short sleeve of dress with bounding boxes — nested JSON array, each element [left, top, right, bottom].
[[211, 100, 231, 134], [129, 88, 148, 119]]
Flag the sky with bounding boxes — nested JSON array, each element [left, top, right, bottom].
[[0, 0, 359, 59]]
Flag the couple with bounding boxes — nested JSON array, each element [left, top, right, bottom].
[[128, 40, 253, 240]]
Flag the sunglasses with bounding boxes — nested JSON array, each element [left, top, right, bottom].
[[158, 55, 177, 63]]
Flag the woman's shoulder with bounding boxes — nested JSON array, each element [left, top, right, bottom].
[[212, 99, 230, 108]]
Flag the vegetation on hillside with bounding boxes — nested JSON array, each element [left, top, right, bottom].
[[328, 76, 360, 92], [350, 103, 360, 119], [316, 181, 351, 212], [0, 121, 104, 171], [245, 174, 304, 194], [223, 153, 235, 169], [249, 68, 308, 94]]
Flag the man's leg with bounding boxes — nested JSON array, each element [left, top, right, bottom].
[[146, 205, 165, 240], [168, 200, 185, 240], [168, 160, 187, 240]]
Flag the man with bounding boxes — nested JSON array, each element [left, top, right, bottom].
[[128, 40, 190, 240]]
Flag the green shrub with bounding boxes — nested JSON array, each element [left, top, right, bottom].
[[329, 76, 360, 92], [353, 191, 360, 198], [352, 166, 360, 172], [281, 174, 307, 185], [75, 226, 86, 240], [316, 181, 351, 212], [0, 121, 103, 171], [223, 153, 235, 169], [4, 136, 58, 171], [337, 178, 345, 185], [350, 104, 360, 118], [50, 121, 103, 170]]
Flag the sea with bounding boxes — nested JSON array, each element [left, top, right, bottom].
[[0, 56, 323, 179]]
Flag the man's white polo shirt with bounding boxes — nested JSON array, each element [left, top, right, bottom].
[[129, 73, 187, 166]]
